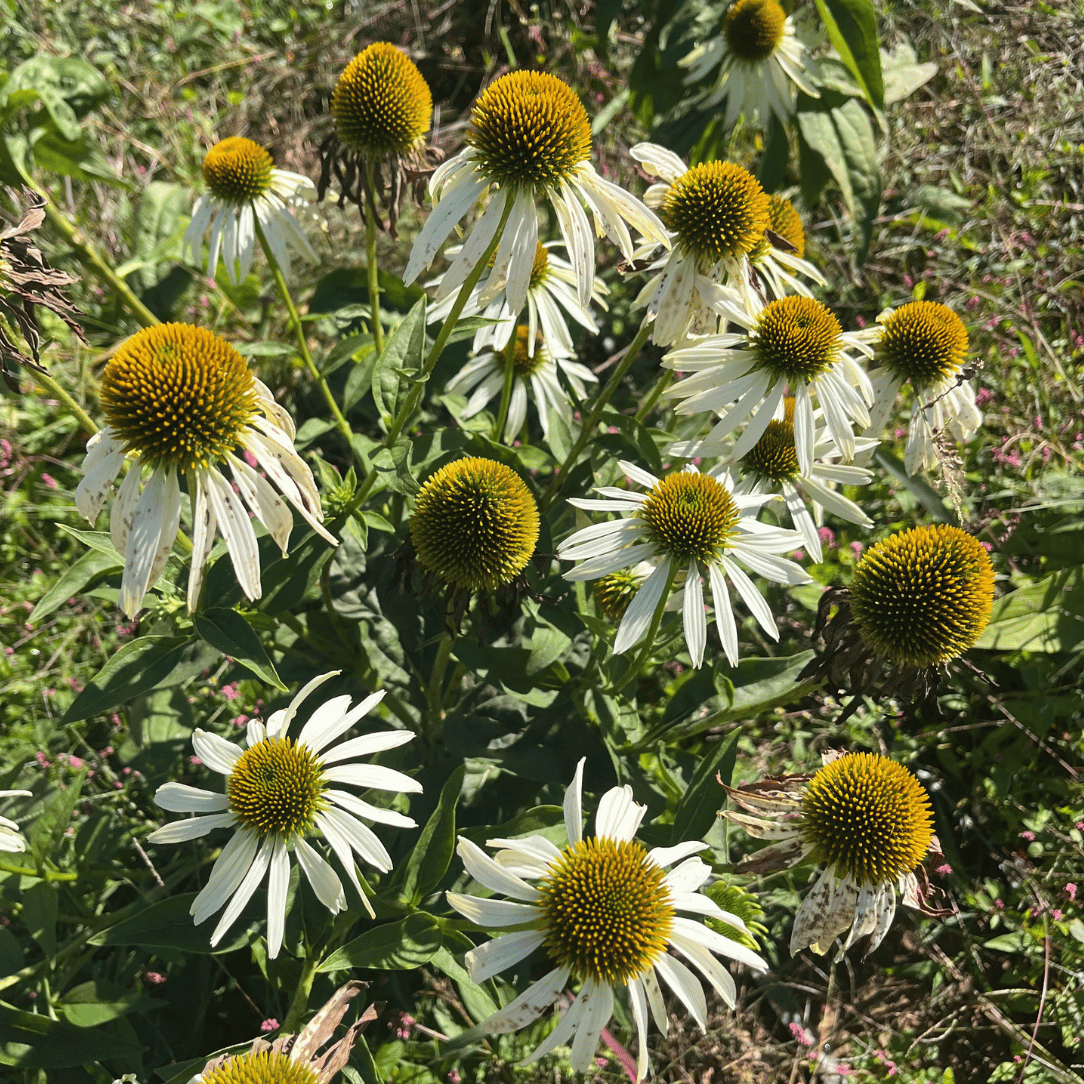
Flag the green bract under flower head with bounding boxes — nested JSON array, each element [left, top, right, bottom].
[[594, 567, 645, 621], [799, 752, 934, 886], [410, 457, 540, 591], [640, 470, 742, 564], [100, 324, 259, 474], [331, 43, 432, 157], [467, 71, 592, 191], [876, 301, 969, 389], [510, 325, 547, 378], [199, 1051, 321, 1084], [227, 736, 326, 838], [725, 0, 788, 62], [753, 296, 843, 383], [537, 837, 674, 984], [528, 241, 551, 291], [660, 161, 770, 267], [743, 397, 799, 482], [202, 137, 275, 203], [850, 524, 995, 668], [703, 881, 767, 951]]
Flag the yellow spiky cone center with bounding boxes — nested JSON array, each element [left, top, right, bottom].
[[510, 325, 547, 377], [100, 324, 259, 474], [332, 42, 432, 156], [200, 1051, 321, 1084], [743, 397, 799, 481], [594, 568, 645, 621], [537, 837, 674, 984], [752, 296, 843, 383], [528, 242, 551, 290], [467, 71, 592, 191], [227, 736, 325, 837], [640, 471, 742, 564], [202, 137, 275, 202], [725, 0, 787, 63], [849, 524, 995, 668], [661, 161, 770, 267], [876, 301, 969, 390], [799, 753, 934, 886], [410, 457, 540, 592]]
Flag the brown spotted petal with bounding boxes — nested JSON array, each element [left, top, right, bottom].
[[732, 835, 812, 876], [791, 867, 859, 956], [721, 773, 810, 816], [722, 809, 799, 840], [843, 880, 896, 957]]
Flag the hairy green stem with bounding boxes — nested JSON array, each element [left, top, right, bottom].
[[539, 320, 653, 512], [364, 162, 384, 355], [25, 179, 160, 329], [426, 630, 455, 738], [493, 332, 517, 442], [253, 218, 367, 473], [281, 949, 320, 1032], [26, 366, 98, 435], [635, 368, 673, 423], [606, 561, 678, 698]]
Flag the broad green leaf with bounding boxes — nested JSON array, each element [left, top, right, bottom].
[[56, 980, 159, 1028], [22, 882, 57, 958], [318, 912, 442, 972], [671, 729, 741, 845], [372, 297, 426, 427], [29, 547, 121, 623], [882, 42, 938, 106], [57, 525, 120, 557], [233, 341, 295, 358], [399, 764, 466, 906], [61, 635, 193, 723], [27, 770, 85, 865], [88, 893, 249, 954], [0, 929, 24, 979], [759, 114, 790, 192], [811, 0, 884, 111], [430, 939, 500, 1023], [32, 126, 125, 186], [6, 56, 111, 119], [797, 90, 881, 261], [130, 180, 189, 289], [194, 607, 284, 688], [0, 1005, 143, 1067], [975, 567, 1084, 653]]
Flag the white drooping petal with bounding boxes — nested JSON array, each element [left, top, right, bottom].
[[465, 929, 547, 983], [564, 758, 586, 845]]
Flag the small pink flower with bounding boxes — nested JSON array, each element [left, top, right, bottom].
[[189, 755, 201, 766], [447, 1072, 461, 1084], [220, 683, 240, 702], [1021, 830, 1035, 841], [1065, 883, 1077, 901], [936, 863, 952, 875], [144, 971, 166, 984], [260, 1017, 279, 1032], [995, 898, 1005, 910], [35, 752, 50, 770], [817, 526, 836, 548], [849, 541, 864, 557], [41, 473, 57, 489], [1052, 909, 1063, 921], [788, 1021, 814, 1046], [67, 756, 85, 770]]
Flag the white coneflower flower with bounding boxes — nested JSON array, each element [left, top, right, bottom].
[[558, 460, 809, 667], [682, 0, 820, 131], [724, 752, 941, 958], [630, 143, 769, 345], [664, 289, 875, 475], [148, 671, 420, 958], [861, 301, 981, 475], [672, 398, 875, 563], [447, 759, 767, 1082], [0, 790, 32, 853], [184, 136, 317, 285], [404, 71, 668, 313], [428, 240, 607, 360], [445, 325, 597, 445], [74, 324, 337, 618]]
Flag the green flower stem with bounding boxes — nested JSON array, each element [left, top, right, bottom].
[[0, 861, 77, 881], [635, 368, 673, 423], [539, 319, 653, 513], [606, 561, 678, 698], [253, 218, 368, 474], [353, 196, 516, 507], [25, 179, 159, 330], [426, 630, 455, 737], [281, 945, 320, 1032], [26, 366, 98, 436], [493, 333, 517, 442], [364, 161, 384, 355]]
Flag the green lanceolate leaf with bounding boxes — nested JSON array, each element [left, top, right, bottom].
[[811, 0, 884, 111], [29, 547, 122, 623], [398, 763, 466, 906], [671, 729, 741, 845], [194, 607, 284, 688], [0, 1005, 143, 1068], [318, 912, 442, 972], [88, 893, 250, 954], [372, 296, 426, 427]]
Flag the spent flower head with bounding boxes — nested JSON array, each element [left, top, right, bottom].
[[148, 672, 420, 957], [185, 136, 317, 285], [319, 43, 441, 235], [75, 323, 337, 618], [447, 759, 767, 1082]]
